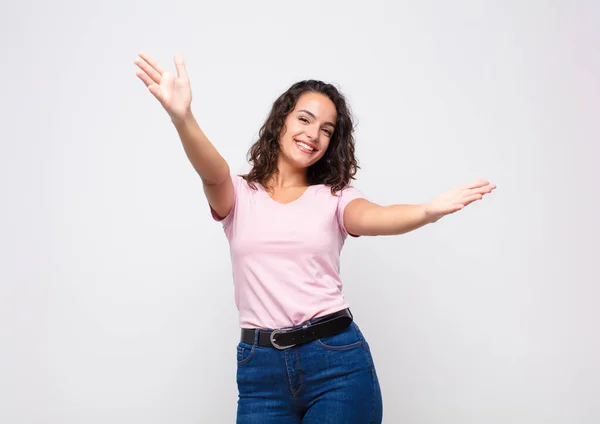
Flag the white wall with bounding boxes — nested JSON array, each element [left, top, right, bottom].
[[1, 0, 599, 422]]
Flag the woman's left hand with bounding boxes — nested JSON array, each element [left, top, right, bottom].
[[424, 179, 496, 223]]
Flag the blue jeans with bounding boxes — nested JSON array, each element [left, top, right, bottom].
[[236, 320, 383, 423]]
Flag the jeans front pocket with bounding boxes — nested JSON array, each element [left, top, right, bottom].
[[317, 322, 363, 351], [236, 342, 255, 365]]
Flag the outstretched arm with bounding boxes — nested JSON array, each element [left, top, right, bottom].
[[343, 180, 496, 236], [134, 51, 233, 219]]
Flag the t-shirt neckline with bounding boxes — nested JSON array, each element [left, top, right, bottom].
[[258, 183, 316, 206]]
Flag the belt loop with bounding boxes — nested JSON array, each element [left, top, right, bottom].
[[253, 329, 260, 346]]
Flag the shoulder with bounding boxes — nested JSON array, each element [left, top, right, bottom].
[[320, 183, 365, 197], [232, 174, 260, 194], [310, 183, 366, 205]]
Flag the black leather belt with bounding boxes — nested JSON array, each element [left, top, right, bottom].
[[240, 308, 353, 350]]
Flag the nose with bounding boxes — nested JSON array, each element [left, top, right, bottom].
[[306, 124, 319, 141]]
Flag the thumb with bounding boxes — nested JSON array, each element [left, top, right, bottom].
[[174, 53, 188, 79]]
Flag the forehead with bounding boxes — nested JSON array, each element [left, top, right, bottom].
[[293, 92, 337, 122]]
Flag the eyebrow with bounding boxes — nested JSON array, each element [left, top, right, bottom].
[[297, 109, 336, 128]]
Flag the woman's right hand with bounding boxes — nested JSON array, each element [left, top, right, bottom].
[[134, 51, 192, 123]]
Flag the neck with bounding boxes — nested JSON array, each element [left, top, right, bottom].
[[268, 157, 308, 188]]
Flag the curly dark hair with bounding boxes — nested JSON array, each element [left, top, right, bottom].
[[242, 80, 359, 193]]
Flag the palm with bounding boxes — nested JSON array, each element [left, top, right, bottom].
[[158, 71, 192, 118], [425, 179, 496, 222], [134, 51, 192, 121]]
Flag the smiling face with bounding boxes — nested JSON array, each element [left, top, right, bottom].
[[277, 91, 338, 172]]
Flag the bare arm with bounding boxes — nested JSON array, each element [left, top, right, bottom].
[[135, 51, 234, 218], [344, 200, 431, 236], [344, 180, 496, 236], [172, 113, 233, 218]]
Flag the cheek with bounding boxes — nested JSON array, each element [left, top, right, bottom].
[[286, 124, 302, 139], [281, 122, 298, 140], [278, 127, 293, 148], [313, 145, 329, 161]]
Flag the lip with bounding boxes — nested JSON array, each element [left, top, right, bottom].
[[294, 139, 317, 151]]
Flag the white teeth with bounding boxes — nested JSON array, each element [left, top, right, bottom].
[[296, 141, 314, 152]]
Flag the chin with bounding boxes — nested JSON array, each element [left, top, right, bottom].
[[292, 154, 324, 170]]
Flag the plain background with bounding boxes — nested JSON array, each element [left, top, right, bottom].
[[1, 0, 599, 422]]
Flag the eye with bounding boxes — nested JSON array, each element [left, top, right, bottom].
[[299, 117, 309, 124], [322, 128, 333, 136]]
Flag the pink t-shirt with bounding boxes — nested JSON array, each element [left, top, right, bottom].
[[212, 175, 366, 329]]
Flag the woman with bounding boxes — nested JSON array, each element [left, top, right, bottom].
[[134, 51, 495, 423]]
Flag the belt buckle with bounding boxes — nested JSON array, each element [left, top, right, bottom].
[[270, 328, 296, 350]]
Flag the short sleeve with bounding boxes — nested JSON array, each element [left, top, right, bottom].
[[210, 174, 244, 229], [336, 185, 366, 238]]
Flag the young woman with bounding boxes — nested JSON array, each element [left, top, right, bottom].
[[134, 51, 495, 423]]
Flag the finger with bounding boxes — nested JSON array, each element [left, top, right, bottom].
[[135, 69, 155, 88], [136, 71, 163, 101], [461, 194, 483, 206], [134, 56, 162, 85], [464, 184, 494, 196], [147, 84, 163, 102], [461, 179, 489, 190], [174, 53, 188, 79], [137, 51, 167, 75]]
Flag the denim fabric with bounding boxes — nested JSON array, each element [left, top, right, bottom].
[[236, 321, 383, 423]]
